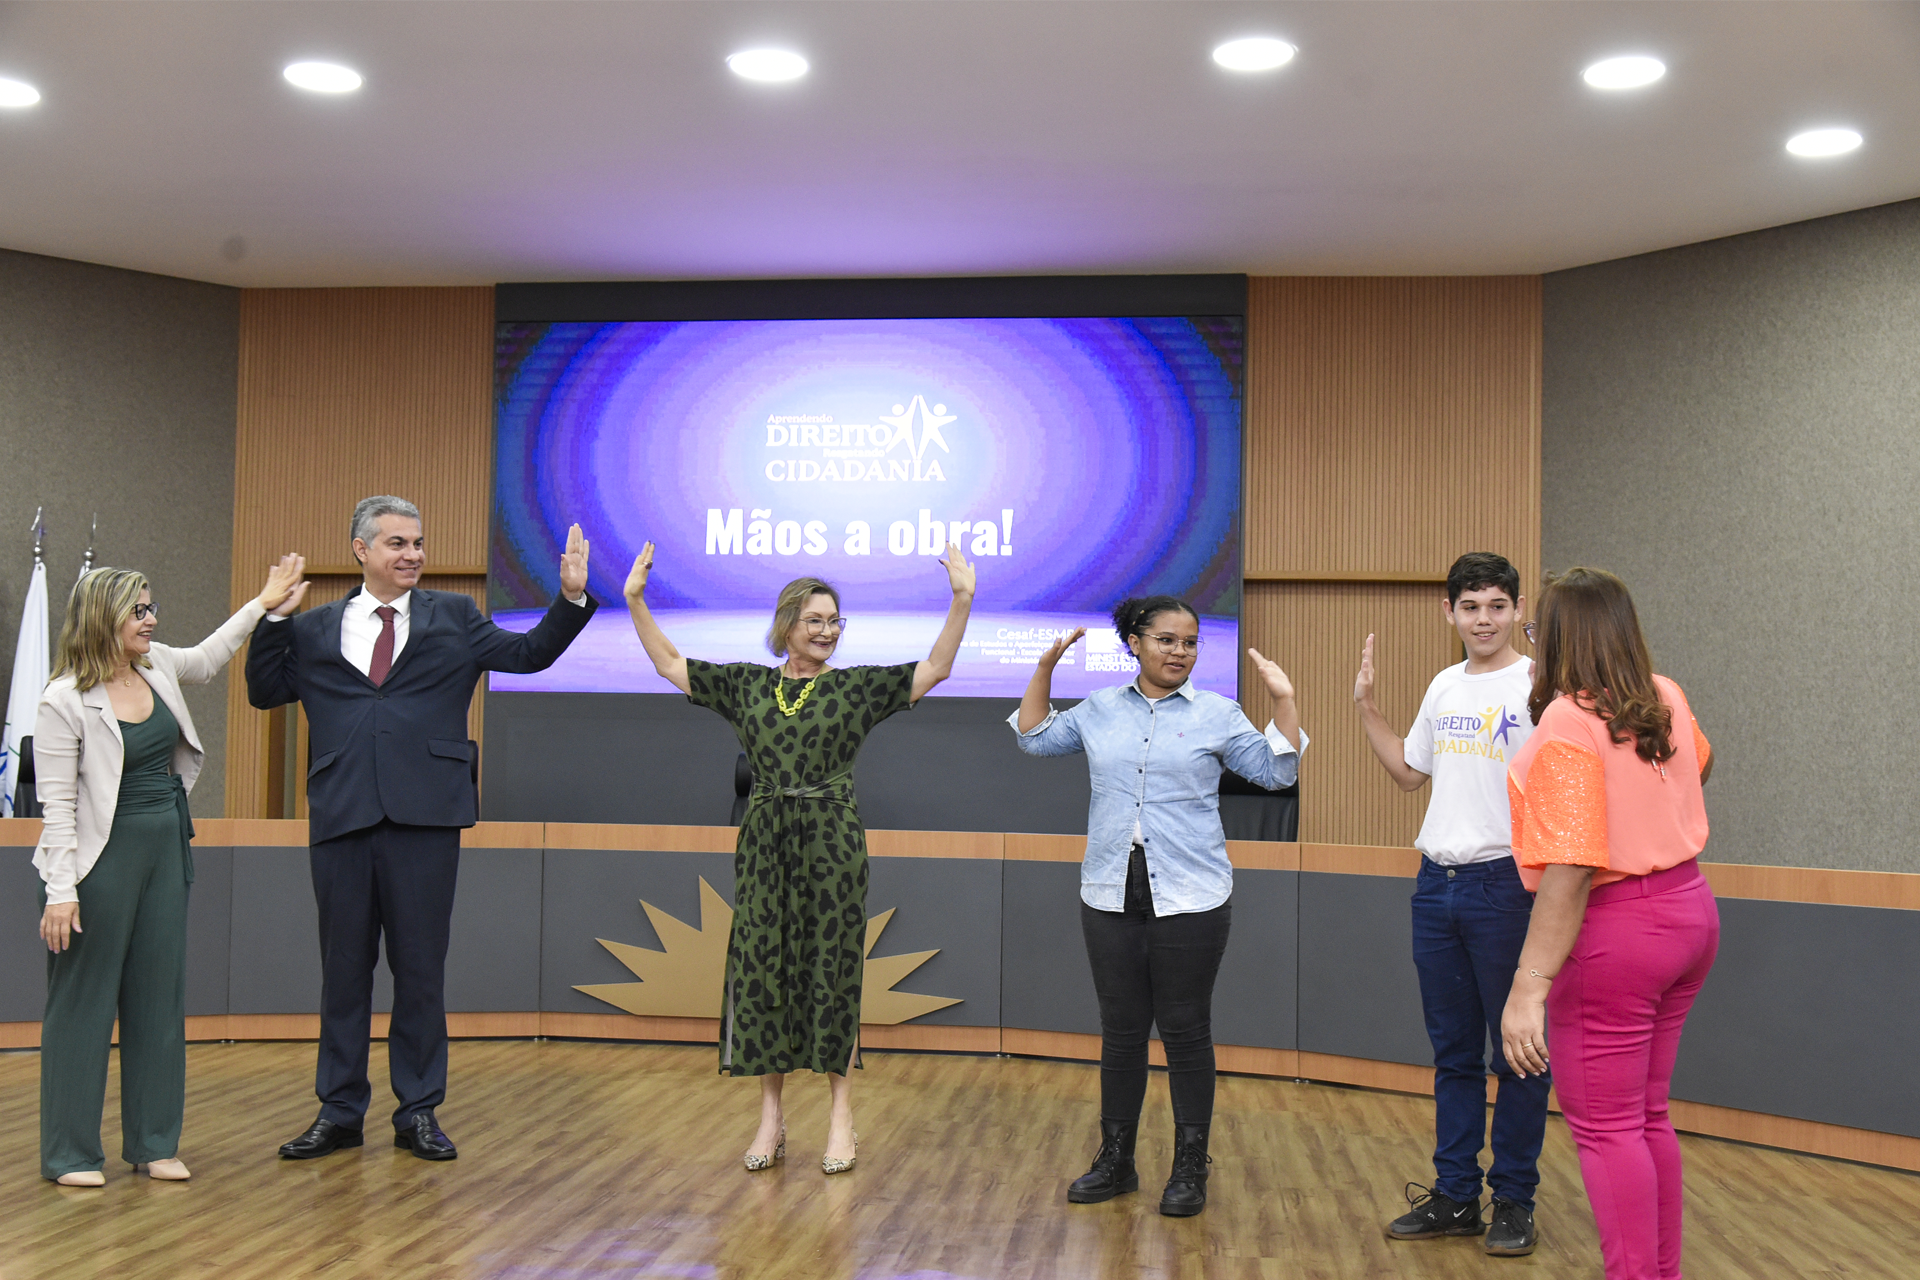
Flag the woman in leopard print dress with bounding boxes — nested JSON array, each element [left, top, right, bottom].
[[622, 541, 975, 1173]]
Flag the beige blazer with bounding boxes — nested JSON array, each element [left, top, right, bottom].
[[33, 600, 267, 904]]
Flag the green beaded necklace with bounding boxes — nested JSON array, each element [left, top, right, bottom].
[[774, 665, 823, 717]]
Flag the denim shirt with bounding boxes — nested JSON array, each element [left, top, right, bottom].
[[1009, 681, 1307, 916]]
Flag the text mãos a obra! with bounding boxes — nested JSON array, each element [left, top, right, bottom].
[[706, 509, 1012, 558]]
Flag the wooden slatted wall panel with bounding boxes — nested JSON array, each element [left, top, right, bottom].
[[1244, 277, 1542, 587], [225, 287, 494, 818], [217, 280, 1542, 830], [1240, 580, 1472, 848], [1244, 575, 1512, 844]]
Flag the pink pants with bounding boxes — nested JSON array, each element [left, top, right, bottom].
[[1548, 861, 1720, 1280]]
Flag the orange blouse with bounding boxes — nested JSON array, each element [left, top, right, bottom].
[[1507, 675, 1711, 890]]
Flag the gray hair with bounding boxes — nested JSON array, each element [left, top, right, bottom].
[[351, 496, 422, 552]]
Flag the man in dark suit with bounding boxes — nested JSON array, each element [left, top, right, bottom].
[[247, 495, 596, 1161]]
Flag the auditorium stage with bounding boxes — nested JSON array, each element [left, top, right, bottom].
[[1, 1040, 1912, 1279]]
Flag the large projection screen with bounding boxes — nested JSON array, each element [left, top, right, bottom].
[[490, 282, 1245, 700]]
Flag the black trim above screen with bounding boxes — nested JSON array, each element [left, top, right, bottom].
[[495, 274, 1247, 323]]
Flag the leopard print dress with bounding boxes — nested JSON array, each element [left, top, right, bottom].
[[686, 658, 917, 1076]]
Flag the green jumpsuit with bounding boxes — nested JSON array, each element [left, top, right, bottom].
[[39, 699, 195, 1179]]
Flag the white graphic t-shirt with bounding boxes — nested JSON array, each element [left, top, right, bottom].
[[1404, 656, 1536, 866]]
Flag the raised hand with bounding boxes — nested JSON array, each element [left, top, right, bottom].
[[558, 524, 591, 600], [1040, 627, 1087, 668], [259, 553, 310, 617], [624, 541, 656, 603], [939, 542, 977, 598], [1354, 633, 1378, 706], [1248, 647, 1295, 701]]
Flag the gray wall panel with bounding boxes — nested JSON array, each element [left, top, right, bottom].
[[484, 692, 1093, 835], [1672, 897, 1920, 1138], [184, 846, 231, 1018], [540, 848, 735, 1015], [0, 248, 239, 818], [855, 698, 1091, 835], [1213, 868, 1297, 1052], [486, 695, 745, 827], [1297, 872, 1429, 1067], [866, 857, 1002, 1027], [1543, 196, 1920, 872], [1000, 860, 1100, 1035], [1, 850, 46, 1022], [229, 846, 392, 1016], [446, 848, 543, 1014]]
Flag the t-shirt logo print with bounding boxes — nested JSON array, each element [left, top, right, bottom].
[[1432, 705, 1520, 762]]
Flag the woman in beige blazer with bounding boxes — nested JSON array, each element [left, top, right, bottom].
[[34, 557, 307, 1185]]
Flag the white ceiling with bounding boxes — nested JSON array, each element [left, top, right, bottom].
[[0, 1, 1915, 287]]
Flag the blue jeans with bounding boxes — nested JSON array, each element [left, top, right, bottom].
[[1411, 856, 1551, 1209]]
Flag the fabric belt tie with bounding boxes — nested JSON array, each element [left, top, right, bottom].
[[1586, 858, 1701, 905], [169, 773, 197, 885], [746, 772, 854, 1010]]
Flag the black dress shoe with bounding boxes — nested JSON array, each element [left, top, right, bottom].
[[1067, 1119, 1139, 1204], [278, 1118, 365, 1160], [394, 1111, 458, 1161], [1158, 1123, 1212, 1217]]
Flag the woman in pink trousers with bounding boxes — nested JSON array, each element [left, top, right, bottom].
[[1500, 568, 1719, 1280]]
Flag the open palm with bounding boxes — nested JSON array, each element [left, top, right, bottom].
[[1247, 647, 1295, 701]]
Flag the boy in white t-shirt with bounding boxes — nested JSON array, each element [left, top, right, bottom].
[[1352, 552, 1547, 1259]]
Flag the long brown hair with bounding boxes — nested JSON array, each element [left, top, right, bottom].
[[1528, 567, 1674, 764], [53, 567, 151, 692]]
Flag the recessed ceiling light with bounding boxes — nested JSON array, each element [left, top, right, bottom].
[[1212, 37, 1297, 73], [1785, 127, 1863, 158], [727, 48, 809, 82], [1582, 55, 1666, 90], [0, 76, 40, 108], [283, 61, 363, 94]]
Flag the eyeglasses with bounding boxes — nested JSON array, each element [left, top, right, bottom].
[[133, 603, 160, 621], [1141, 633, 1202, 654], [802, 617, 848, 635], [1522, 621, 1537, 643]]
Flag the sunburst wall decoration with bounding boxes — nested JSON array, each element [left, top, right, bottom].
[[575, 877, 963, 1024]]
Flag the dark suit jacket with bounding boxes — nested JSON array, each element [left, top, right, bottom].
[[245, 587, 596, 843]]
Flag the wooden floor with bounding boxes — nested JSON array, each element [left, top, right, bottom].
[[0, 1041, 1914, 1279]]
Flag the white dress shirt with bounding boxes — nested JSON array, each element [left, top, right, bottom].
[[341, 589, 411, 677]]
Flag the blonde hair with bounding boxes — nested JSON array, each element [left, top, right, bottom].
[[54, 568, 151, 692], [765, 577, 841, 658]]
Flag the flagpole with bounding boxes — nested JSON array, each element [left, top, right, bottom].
[[2, 509, 52, 817]]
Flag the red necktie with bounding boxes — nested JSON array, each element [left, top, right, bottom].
[[369, 606, 397, 687]]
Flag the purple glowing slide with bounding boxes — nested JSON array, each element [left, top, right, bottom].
[[491, 316, 1242, 698]]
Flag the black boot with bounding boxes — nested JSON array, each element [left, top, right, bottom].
[[1158, 1123, 1212, 1217], [1067, 1119, 1139, 1203]]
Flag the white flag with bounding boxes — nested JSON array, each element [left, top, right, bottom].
[[2, 561, 51, 817]]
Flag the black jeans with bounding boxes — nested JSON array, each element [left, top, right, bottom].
[[1079, 845, 1232, 1128]]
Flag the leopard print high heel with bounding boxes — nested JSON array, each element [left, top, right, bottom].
[[743, 1125, 785, 1171], [822, 1132, 858, 1175]]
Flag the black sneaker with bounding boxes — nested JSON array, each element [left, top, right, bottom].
[[1386, 1183, 1484, 1240], [1484, 1198, 1537, 1256]]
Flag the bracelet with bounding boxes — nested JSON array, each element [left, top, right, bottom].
[[1522, 968, 1553, 982]]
